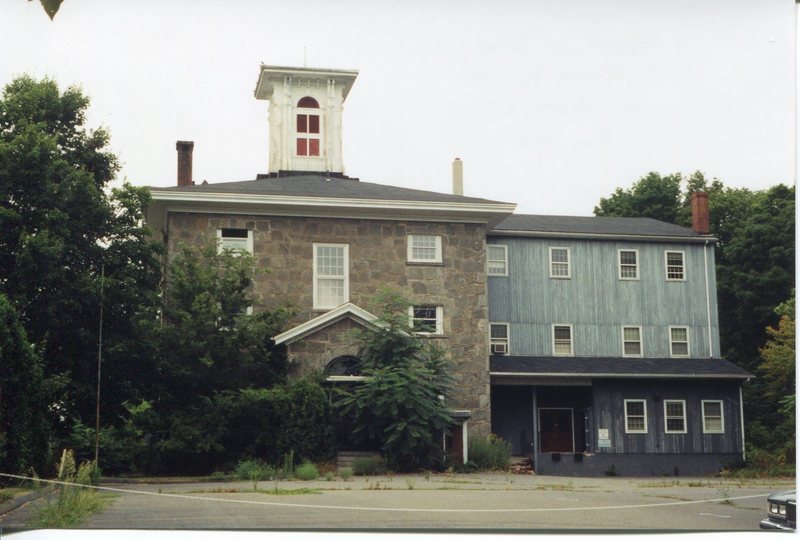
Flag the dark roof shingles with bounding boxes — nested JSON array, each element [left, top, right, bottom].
[[492, 214, 703, 237], [151, 175, 508, 205]]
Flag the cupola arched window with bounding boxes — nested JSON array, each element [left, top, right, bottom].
[[296, 96, 320, 157]]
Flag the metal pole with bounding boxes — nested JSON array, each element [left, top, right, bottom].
[[94, 264, 104, 466]]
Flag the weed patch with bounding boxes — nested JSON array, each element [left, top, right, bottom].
[[29, 450, 113, 528]]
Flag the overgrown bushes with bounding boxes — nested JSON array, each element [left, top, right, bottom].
[[294, 462, 319, 481], [66, 376, 336, 476], [352, 455, 386, 476], [468, 435, 511, 471]]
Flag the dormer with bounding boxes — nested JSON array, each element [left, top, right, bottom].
[[254, 65, 358, 175]]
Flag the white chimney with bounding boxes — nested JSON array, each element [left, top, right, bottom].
[[452, 157, 463, 195]]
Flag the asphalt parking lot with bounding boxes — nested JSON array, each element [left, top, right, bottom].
[[0, 473, 793, 531]]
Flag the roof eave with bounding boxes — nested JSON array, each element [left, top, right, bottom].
[[148, 190, 515, 224], [489, 229, 718, 244], [489, 371, 750, 380]]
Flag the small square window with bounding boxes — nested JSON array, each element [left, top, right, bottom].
[[702, 400, 724, 433], [619, 250, 639, 280], [553, 324, 573, 356], [217, 228, 253, 254], [549, 247, 571, 278], [409, 306, 443, 335], [664, 400, 687, 434], [669, 327, 690, 357], [665, 251, 686, 281], [624, 399, 647, 433], [407, 235, 442, 263], [487, 245, 508, 276], [490, 323, 510, 355], [622, 326, 642, 357]]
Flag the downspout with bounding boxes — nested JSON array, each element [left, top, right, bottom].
[[703, 241, 713, 357], [739, 385, 747, 462], [531, 388, 538, 473]]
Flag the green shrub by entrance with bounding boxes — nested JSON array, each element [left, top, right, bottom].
[[352, 456, 386, 476], [468, 435, 511, 471]]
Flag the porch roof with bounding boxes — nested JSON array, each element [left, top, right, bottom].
[[489, 356, 752, 380]]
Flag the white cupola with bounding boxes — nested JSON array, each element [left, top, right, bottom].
[[254, 65, 358, 175]]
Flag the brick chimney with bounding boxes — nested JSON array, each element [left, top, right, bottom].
[[691, 191, 710, 234], [176, 141, 194, 187]]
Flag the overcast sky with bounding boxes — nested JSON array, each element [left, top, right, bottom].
[[2, 0, 795, 215]]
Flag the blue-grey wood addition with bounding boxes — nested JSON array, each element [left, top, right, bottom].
[[592, 379, 743, 454], [488, 237, 720, 358]]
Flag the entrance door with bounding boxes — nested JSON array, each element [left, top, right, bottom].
[[538, 408, 574, 453]]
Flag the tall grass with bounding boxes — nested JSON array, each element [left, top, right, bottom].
[[29, 450, 114, 527]]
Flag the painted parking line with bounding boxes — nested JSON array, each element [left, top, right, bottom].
[[0, 473, 770, 516], [699, 513, 732, 519]]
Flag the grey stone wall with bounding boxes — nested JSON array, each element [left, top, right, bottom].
[[166, 212, 492, 436]]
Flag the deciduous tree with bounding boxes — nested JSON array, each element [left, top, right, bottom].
[[0, 75, 162, 447], [335, 293, 455, 471]]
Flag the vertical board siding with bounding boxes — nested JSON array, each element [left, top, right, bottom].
[[488, 237, 721, 358], [592, 379, 742, 454]]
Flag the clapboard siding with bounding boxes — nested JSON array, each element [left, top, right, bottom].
[[488, 237, 721, 358], [592, 379, 742, 454]]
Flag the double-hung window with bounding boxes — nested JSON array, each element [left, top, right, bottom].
[[217, 228, 253, 254], [702, 400, 724, 433], [664, 400, 687, 434], [313, 244, 348, 310], [549, 247, 571, 278], [669, 327, 690, 357], [407, 234, 442, 263], [487, 245, 508, 276], [665, 251, 686, 281], [552, 324, 573, 356], [624, 399, 647, 433], [409, 306, 443, 335], [618, 249, 639, 280], [622, 326, 642, 357], [490, 323, 510, 355]]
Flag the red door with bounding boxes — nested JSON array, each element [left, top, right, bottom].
[[538, 408, 574, 453]]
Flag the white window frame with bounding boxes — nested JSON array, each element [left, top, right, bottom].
[[618, 249, 639, 280], [216, 228, 253, 254], [407, 234, 442, 263], [669, 326, 690, 358], [701, 400, 725, 434], [665, 250, 686, 281], [624, 399, 648, 434], [552, 324, 574, 356], [490, 323, 510, 355], [621, 326, 643, 357], [487, 244, 508, 277], [408, 305, 444, 335], [664, 400, 687, 434], [312, 243, 349, 310], [549, 247, 571, 279]]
